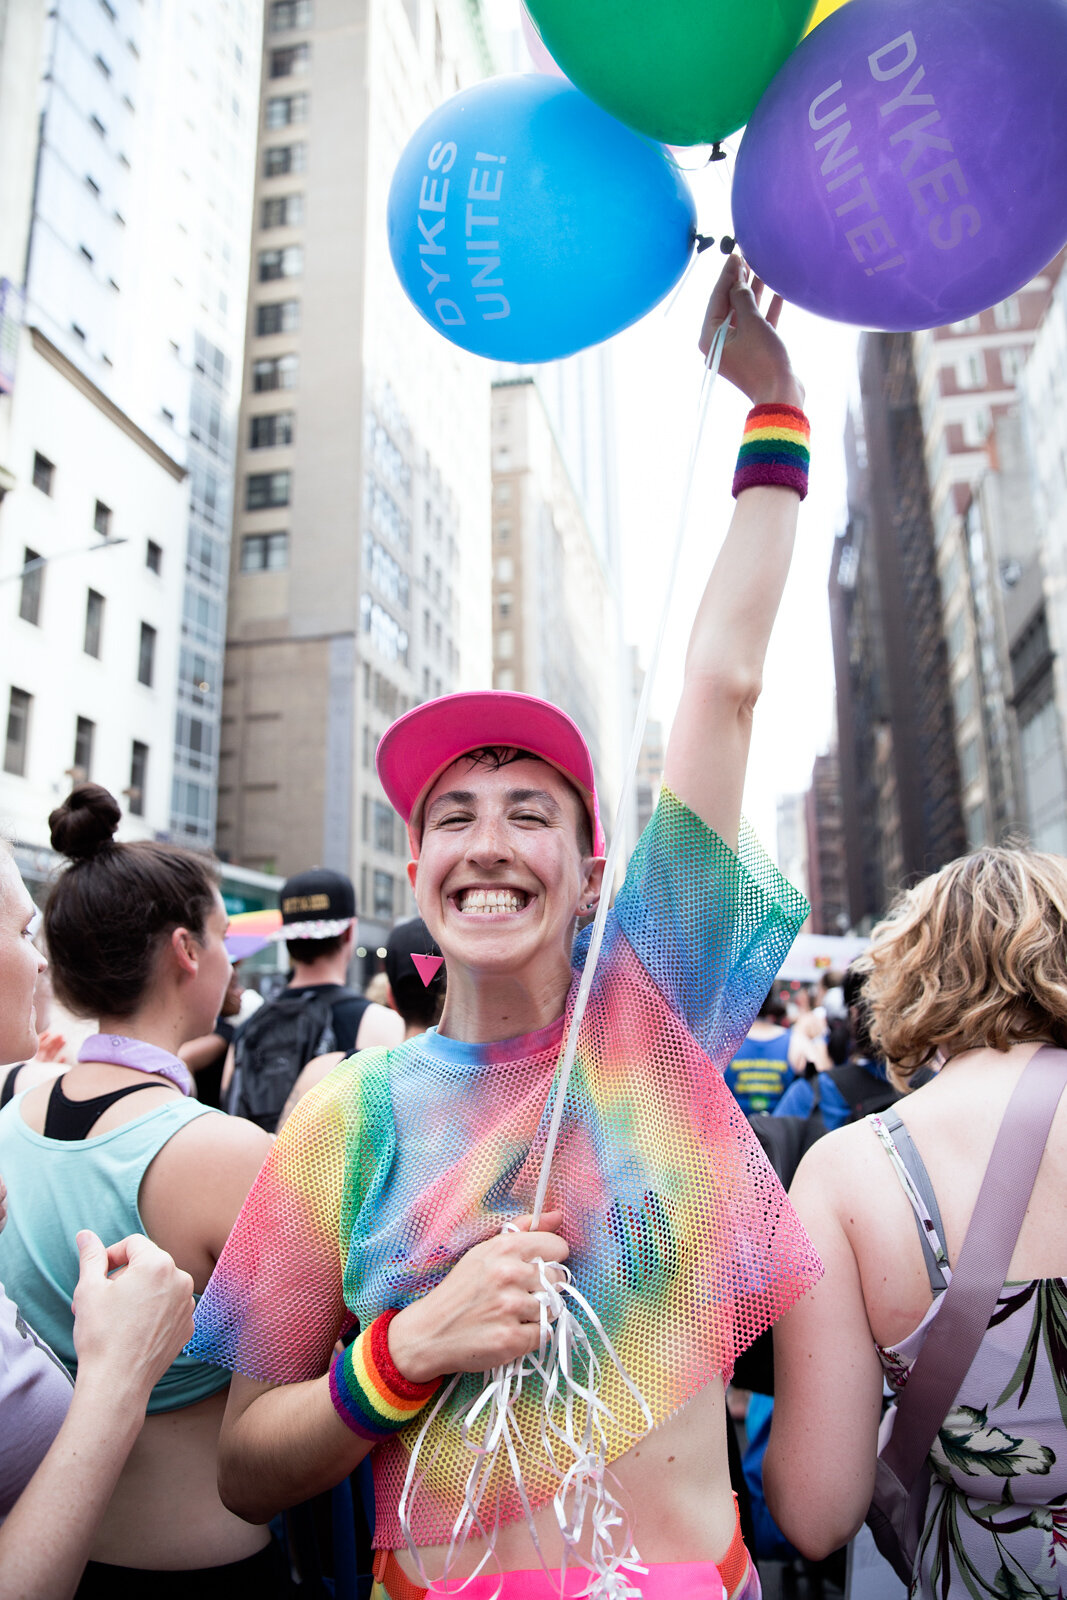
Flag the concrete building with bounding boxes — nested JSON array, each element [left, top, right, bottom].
[[490, 376, 623, 827], [804, 747, 848, 937], [219, 0, 495, 958], [1006, 270, 1067, 851], [0, 0, 260, 853], [829, 333, 965, 928], [776, 789, 809, 910], [911, 260, 1064, 848]]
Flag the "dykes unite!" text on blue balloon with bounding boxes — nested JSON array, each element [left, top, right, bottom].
[[416, 141, 510, 331]]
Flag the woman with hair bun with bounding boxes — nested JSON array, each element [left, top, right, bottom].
[[0, 785, 280, 1598], [765, 846, 1067, 1598]]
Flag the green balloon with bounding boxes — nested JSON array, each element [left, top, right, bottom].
[[526, 0, 817, 146]]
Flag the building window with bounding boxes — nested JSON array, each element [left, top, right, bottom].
[[246, 470, 291, 510], [32, 452, 54, 494], [253, 353, 298, 391], [952, 671, 975, 725], [265, 93, 309, 128], [250, 412, 295, 448], [129, 740, 148, 816], [373, 870, 395, 919], [255, 299, 301, 335], [269, 0, 313, 28], [94, 50, 111, 77], [93, 499, 112, 537], [4, 688, 31, 776], [18, 550, 43, 626], [257, 246, 303, 281], [947, 608, 966, 660], [966, 798, 988, 849], [84, 589, 105, 657], [955, 351, 986, 390], [146, 539, 163, 574], [90, 113, 106, 137], [261, 194, 304, 230], [999, 347, 1026, 386], [373, 800, 395, 853], [270, 43, 310, 77], [959, 736, 980, 789], [993, 296, 1022, 330], [264, 142, 307, 176], [241, 531, 289, 571], [496, 629, 514, 661], [961, 409, 991, 448], [137, 622, 156, 687], [73, 716, 95, 780]]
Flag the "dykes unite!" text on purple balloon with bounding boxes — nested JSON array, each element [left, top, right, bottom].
[[808, 31, 980, 282]]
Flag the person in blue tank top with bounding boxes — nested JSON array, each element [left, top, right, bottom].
[[0, 783, 284, 1598], [724, 990, 796, 1116]]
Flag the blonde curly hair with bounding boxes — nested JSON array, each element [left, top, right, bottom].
[[858, 845, 1067, 1088]]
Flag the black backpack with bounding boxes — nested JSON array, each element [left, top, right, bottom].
[[749, 1060, 900, 1190], [227, 988, 345, 1132]]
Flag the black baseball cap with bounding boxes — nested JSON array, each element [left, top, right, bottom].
[[385, 916, 444, 992], [280, 868, 356, 940]]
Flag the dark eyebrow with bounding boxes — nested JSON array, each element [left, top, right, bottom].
[[506, 788, 562, 814], [425, 789, 477, 821]]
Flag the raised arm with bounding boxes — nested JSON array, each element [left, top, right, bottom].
[[663, 255, 806, 851]]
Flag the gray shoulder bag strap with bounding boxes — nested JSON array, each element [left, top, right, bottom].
[[866, 1045, 1067, 1583]]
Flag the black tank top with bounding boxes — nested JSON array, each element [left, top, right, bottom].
[[43, 1076, 162, 1141], [0, 1064, 23, 1109]]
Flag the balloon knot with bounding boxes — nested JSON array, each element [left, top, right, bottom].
[[694, 234, 717, 254], [720, 235, 737, 255], [709, 142, 727, 163]]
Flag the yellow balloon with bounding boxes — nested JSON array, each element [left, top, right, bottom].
[[804, 0, 850, 33]]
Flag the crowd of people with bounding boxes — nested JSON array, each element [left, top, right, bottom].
[[1, 257, 1066, 1600]]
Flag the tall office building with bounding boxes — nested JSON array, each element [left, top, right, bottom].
[[219, 0, 495, 957], [911, 259, 1063, 848], [804, 746, 848, 937], [0, 0, 260, 860], [829, 333, 965, 927], [489, 376, 624, 827]]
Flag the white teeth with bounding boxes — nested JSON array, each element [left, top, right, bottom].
[[457, 888, 527, 915]]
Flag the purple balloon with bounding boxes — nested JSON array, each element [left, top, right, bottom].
[[732, 0, 1067, 330]]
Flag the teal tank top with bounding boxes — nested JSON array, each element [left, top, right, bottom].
[[0, 1093, 230, 1413]]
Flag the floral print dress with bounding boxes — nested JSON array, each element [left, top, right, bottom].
[[870, 1113, 1067, 1600]]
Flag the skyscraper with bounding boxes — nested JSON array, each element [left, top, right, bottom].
[[219, 0, 495, 957], [0, 0, 260, 854]]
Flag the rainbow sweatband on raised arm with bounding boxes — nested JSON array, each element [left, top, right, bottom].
[[329, 1308, 441, 1441], [732, 402, 810, 500]]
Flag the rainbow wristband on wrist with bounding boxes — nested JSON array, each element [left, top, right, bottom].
[[732, 402, 810, 500], [328, 1308, 441, 1441]]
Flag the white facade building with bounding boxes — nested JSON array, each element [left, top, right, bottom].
[[0, 0, 261, 850]]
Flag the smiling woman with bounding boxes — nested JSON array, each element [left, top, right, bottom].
[[190, 255, 820, 1600]]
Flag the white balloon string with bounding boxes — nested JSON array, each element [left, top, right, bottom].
[[530, 311, 729, 1232]]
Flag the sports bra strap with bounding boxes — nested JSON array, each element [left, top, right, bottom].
[[0, 1063, 23, 1109], [43, 1077, 164, 1142], [869, 1109, 950, 1294]]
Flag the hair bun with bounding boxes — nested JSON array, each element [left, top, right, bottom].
[[49, 784, 122, 862]]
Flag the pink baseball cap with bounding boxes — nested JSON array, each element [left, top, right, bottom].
[[375, 691, 605, 856]]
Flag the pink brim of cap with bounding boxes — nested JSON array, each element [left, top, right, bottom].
[[375, 691, 605, 857]]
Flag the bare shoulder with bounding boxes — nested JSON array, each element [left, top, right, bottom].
[[356, 1001, 404, 1049], [790, 1117, 883, 1207], [150, 1104, 273, 1186]]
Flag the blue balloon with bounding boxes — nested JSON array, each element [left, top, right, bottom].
[[387, 75, 696, 362]]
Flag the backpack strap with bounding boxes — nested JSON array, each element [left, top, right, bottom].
[[882, 1045, 1067, 1491]]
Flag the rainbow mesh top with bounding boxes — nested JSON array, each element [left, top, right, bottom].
[[189, 789, 821, 1549]]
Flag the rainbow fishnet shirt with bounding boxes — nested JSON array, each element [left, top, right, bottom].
[[189, 790, 821, 1548]]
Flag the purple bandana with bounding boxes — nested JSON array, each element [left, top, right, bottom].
[[77, 1034, 195, 1096]]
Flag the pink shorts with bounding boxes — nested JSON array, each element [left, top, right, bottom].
[[371, 1495, 760, 1600]]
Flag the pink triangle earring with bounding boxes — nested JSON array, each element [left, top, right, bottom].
[[412, 952, 444, 987]]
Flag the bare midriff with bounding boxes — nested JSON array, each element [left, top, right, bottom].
[[90, 1388, 270, 1570], [395, 1377, 736, 1584]]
